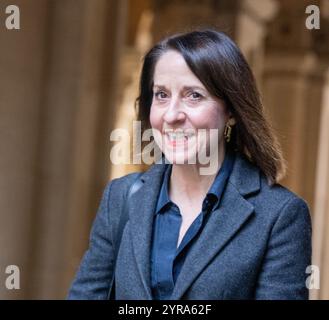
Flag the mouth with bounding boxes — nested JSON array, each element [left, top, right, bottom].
[[163, 129, 195, 148]]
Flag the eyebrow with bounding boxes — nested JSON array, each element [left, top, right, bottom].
[[153, 84, 206, 92]]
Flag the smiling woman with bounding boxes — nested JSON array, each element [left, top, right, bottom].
[[67, 29, 312, 300]]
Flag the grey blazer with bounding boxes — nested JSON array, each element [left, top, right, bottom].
[[68, 154, 312, 300]]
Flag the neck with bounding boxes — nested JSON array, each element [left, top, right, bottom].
[[169, 146, 226, 202]]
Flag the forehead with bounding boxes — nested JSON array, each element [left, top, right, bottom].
[[153, 50, 204, 87]]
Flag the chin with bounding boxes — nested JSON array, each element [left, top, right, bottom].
[[163, 148, 198, 165]]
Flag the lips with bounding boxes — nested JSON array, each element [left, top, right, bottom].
[[163, 129, 195, 147]]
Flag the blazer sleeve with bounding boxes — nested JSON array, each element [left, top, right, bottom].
[[67, 181, 115, 300], [255, 196, 312, 300]]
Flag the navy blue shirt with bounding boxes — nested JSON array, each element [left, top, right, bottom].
[[150, 151, 235, 300]]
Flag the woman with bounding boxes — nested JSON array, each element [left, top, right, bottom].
[[68, 29, 312, 300]]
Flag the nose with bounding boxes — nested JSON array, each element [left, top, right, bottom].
[[162, 97, 186, 124]]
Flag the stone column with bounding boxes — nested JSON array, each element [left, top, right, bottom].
[[263, 0, 325, 210], [263, 0, 329, 299], [309, 4, 329, 299], [60, 0, 128, 298], [110, 3, 154, 179], [0, 0, 49, 299], [22, 0, 127, 299], [312, 67, 329, 299], [0, 0, 127, 299]]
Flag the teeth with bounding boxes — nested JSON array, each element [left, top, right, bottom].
[[165, 131, 194, 141]]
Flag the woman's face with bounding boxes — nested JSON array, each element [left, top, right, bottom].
[[150, 50, 230, 166]]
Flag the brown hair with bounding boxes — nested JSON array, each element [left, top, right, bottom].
[[136, 29, 286, 184]]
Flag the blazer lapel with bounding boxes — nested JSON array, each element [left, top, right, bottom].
[[170, 155, 261, 300], [128, 163, 167, 299]]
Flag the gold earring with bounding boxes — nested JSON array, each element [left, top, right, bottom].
[[224, 122, 233, 143]]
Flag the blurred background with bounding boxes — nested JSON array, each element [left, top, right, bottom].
[[0, 0, 328, 299]]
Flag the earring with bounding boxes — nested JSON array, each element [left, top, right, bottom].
[[224, 121, 233, 143]]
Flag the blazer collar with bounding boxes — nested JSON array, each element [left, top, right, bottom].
[[127, 153, 261, 300], [228, 153, 261, 197]]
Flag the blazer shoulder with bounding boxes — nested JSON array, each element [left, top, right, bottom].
[[254, 174, 311, 226], [104, 171, 144, 207], [261, 174, 309, 208], [252, 178, 312, 300]]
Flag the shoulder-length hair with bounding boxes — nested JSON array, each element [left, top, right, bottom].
[[136, 29, 286, 185]]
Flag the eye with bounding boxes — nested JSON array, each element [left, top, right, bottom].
[[187, 91, 203, 100], [154, 90, 168, 100]]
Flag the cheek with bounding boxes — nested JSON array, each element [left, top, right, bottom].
[[192, 106, 228, 130], [212, 109, 228, 130], [149, 105, 161, 129]]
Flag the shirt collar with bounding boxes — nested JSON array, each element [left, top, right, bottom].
[[155, 164, 172, 214], [206, 149, 235, 210]]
